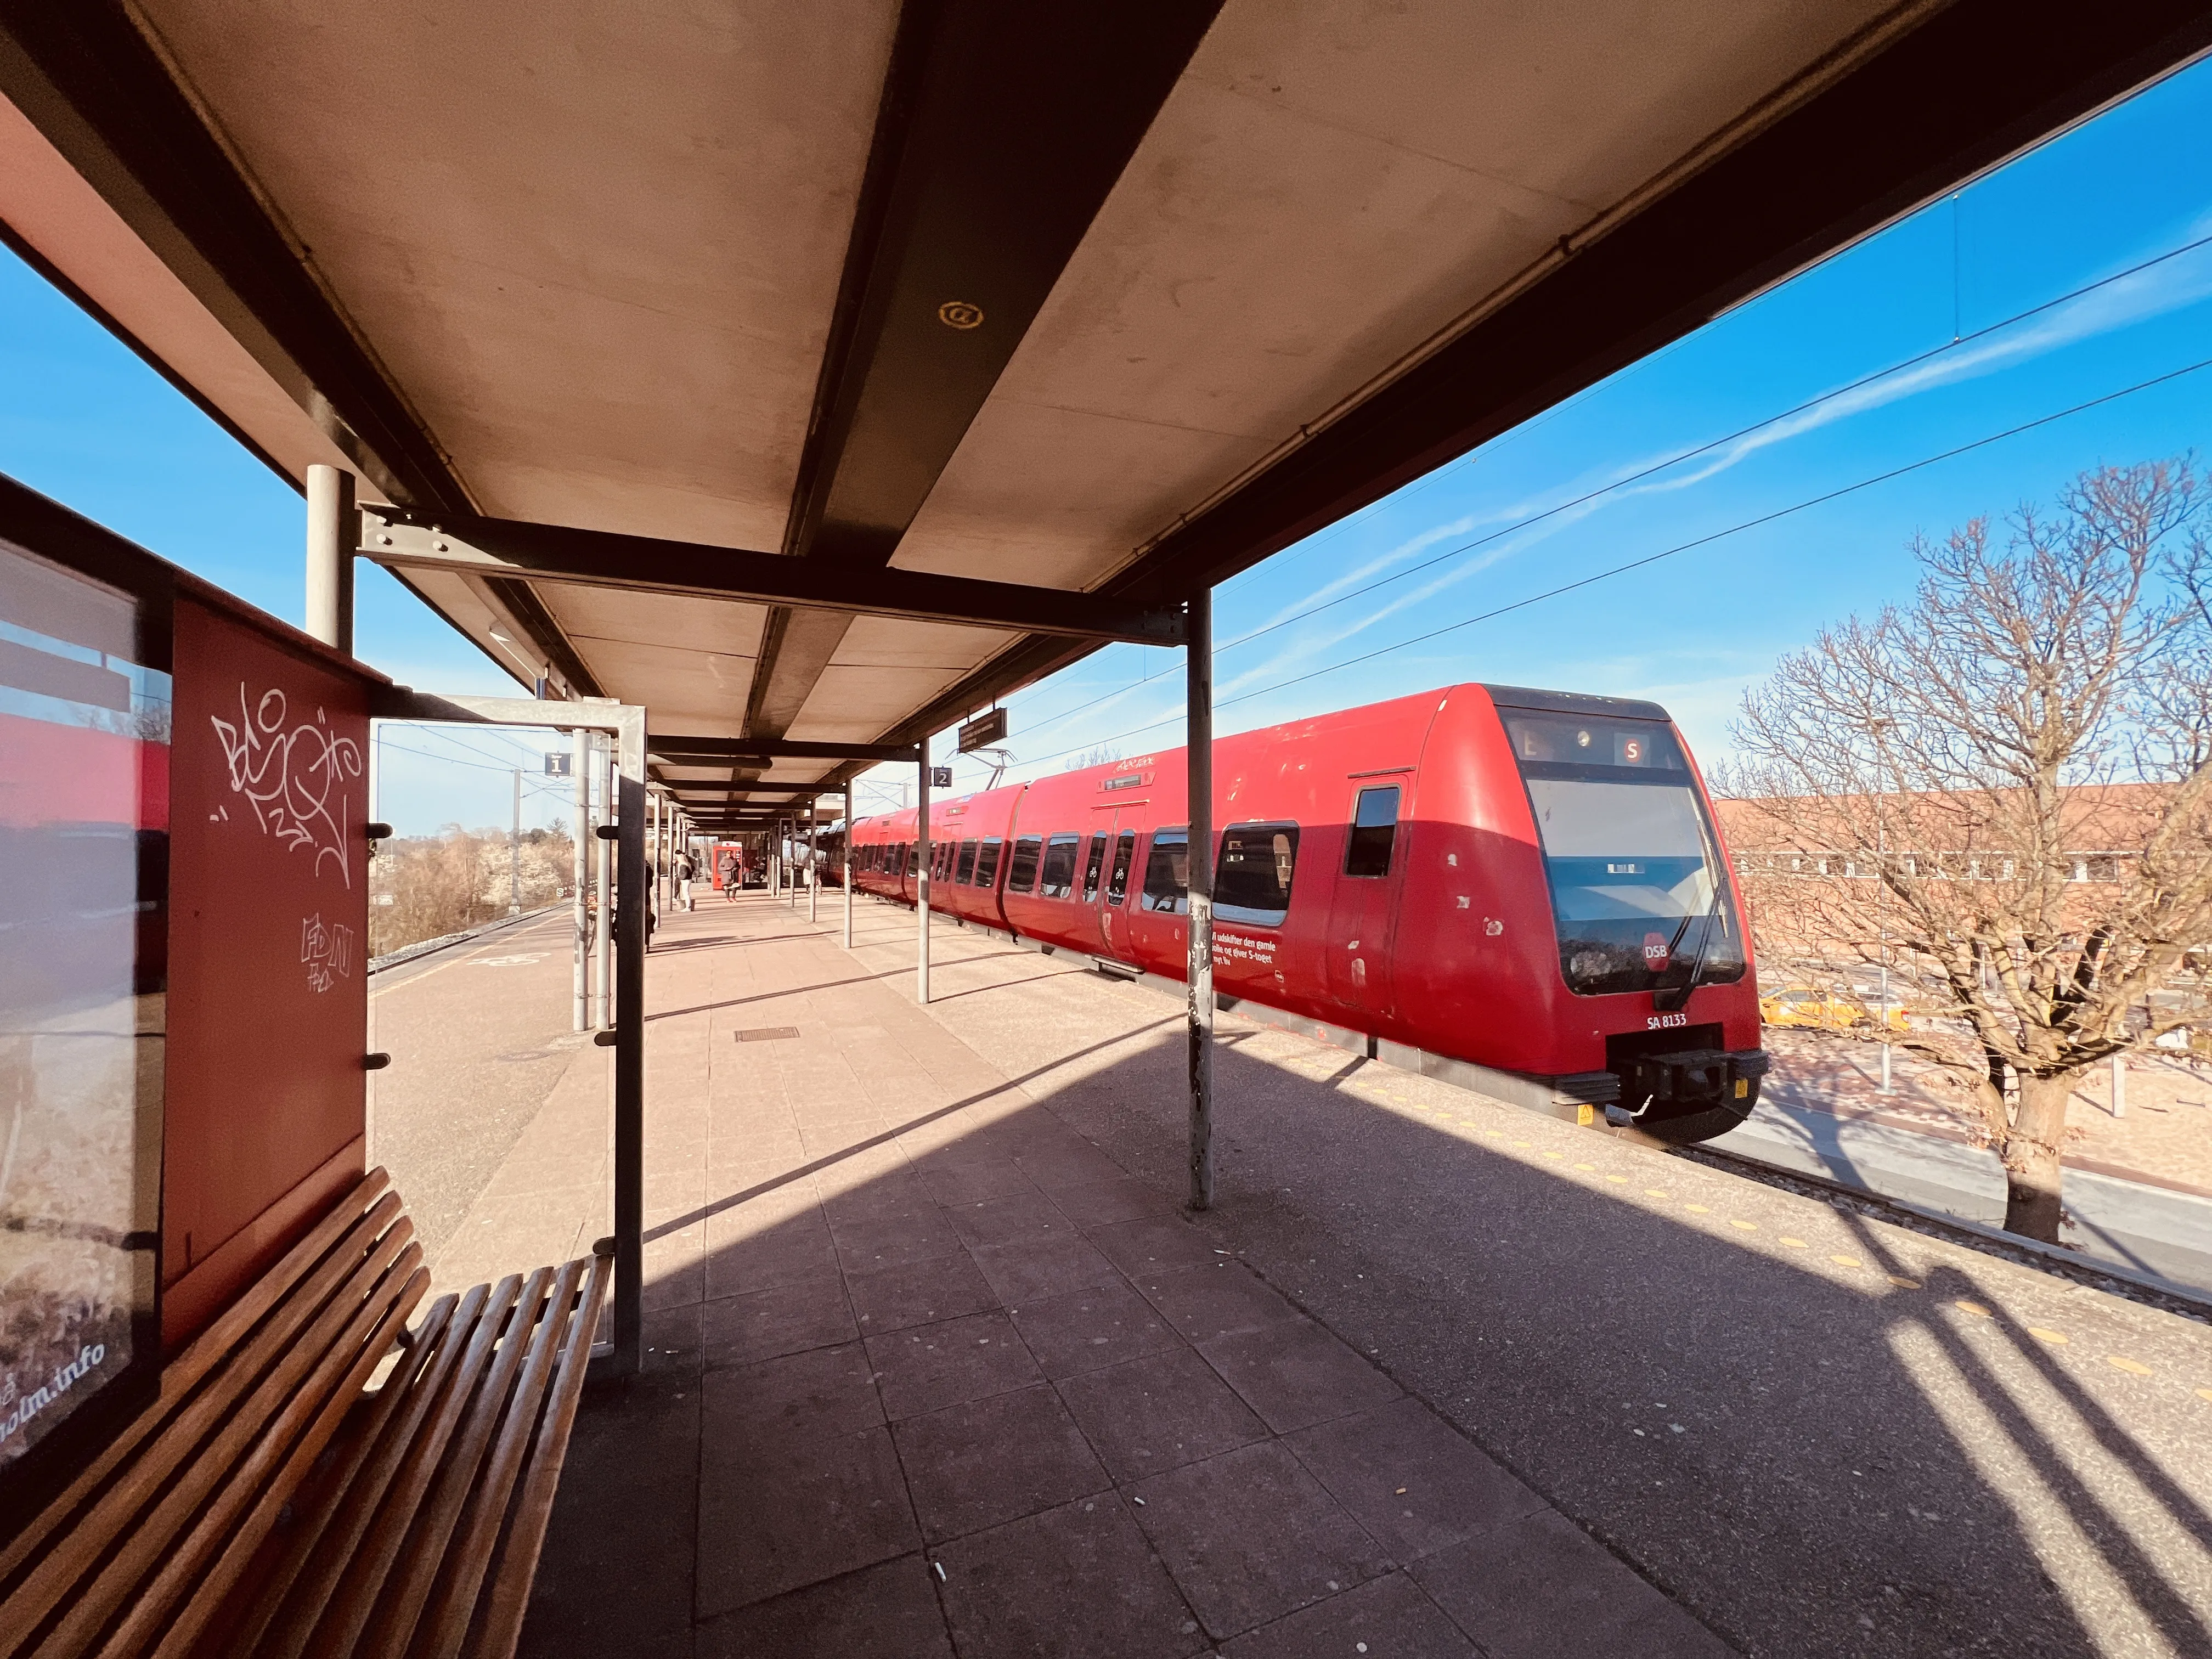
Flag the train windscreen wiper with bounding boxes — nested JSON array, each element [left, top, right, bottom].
[[1651, 874, 1725, 1013]]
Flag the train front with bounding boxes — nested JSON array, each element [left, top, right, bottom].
[[1491, 688, 1767, 1143]]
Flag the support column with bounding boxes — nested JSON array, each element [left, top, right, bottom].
[[611, 708, 648, 1375], [843, 792, 854, 950], [304, 464, 355, 654], [594, 736, 613, 1029], [917, 744, 932, 1005], [808, 798, 819, 923], [1186, 588, 1215, 1211], [572, 725, 591, 1031]]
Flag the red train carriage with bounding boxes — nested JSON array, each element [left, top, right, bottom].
[[849, 684, 1766, 1142]]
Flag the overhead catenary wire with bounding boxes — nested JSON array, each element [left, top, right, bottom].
[[995, 225, 2212, 750], [1010, 345, 2212, 771]]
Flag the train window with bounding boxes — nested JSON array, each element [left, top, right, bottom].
[[1104, 832, 1136, 905], [1039, 833, 1080, 898], [1216, 822, 1299, 927], [1344, 786, 1400, 878], [1008, 836, 1042, 893], [936, 841, 955, 881], [976, 838, 1003, 887], [1141, 828, 1188, 913], [956, 839, 978, 884], [1080, 835, 1109, 903], [903, 843, 916, 876]]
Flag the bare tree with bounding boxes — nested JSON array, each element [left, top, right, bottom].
[[1725, 460, 2212, 1242]]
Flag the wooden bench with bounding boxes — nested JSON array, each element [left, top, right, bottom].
[[0, 1169, 610, 1659]]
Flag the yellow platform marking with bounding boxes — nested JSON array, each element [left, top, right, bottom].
[[1954, 1300, 1993, 1318], [2027, 1328, 2068, 1345], [2197, 1389, 2212, 1403], [1645, 1188, 1669, 1198], [2107, 1355, 2152, 1376], [1605, 1175, 1629, 1184], [1573, 1161, 1596, 1171], [1685, 1203, 1713, 1214], [1544, 1150, 1566, 1160], [1831, 1254, 1864, 1268], [1729, 1218, 1758, 1231], [1888, 1276, 1923, 1289], [1779, 1237, 1809, 1249]]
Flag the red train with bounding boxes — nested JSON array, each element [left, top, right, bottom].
[[848, 684, 1766, 1143]]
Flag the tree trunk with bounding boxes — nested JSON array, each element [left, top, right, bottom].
[[2001, 1070, 2074, 1242]]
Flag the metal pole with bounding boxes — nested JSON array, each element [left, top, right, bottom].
[[595, 736, 613, 1029], [917, 744, 932, 1006], [612, 708, 647, 1374], [304, 464, 356, 653], [1187, 588, 1215, 1211], [808, 798, 819, 923], [572, 725, 590, 1031], [510, 768, 522, 915], [843, 792, 854, 950]]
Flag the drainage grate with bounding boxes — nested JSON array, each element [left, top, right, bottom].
[[734, 1026, 800, 1042]]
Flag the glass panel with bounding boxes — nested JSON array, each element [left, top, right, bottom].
[[1502, 710, 1686, 770], [1216, 822, 1299, 927], [1008, 836, 1041, 894], [1344, 786, 1399, 878], [1141, 828, 1188, 913], [0, 540, 165, 1489], [1080, 834, 1108, 903], [955, 839, 978, 884], [1039, 833, 1079, 899], [1523, 777, 1745, 996], [1104, 831, 1136, 905], [975, 838, 1002, 888]]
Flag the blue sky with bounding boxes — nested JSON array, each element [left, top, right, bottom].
[[5, 56, 2211, 832]]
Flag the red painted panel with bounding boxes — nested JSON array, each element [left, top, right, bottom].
[[162, 597, 370, 1345]]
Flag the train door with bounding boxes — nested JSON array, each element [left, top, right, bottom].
[[1325, 780, 1406, 1017], [1093, 811, 1141, 963]]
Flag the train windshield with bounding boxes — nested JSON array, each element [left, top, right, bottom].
[[1504, 709, 1746, 997]]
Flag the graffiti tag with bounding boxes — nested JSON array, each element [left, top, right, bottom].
[[301, 914, 354, 993], [210, 685, 363, 885]]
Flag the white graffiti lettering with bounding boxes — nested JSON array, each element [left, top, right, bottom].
[[301, 914, 355, 993], [209, 685, 363, 885]]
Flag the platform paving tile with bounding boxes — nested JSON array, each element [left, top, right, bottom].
[[845, 1250, 1000, 1333], [1219, 1571, 1476, 1659], [865, 1308, 1042, 1420], [1130, 1440, 1395, 1640], [893, 1381, 1113, 1542], [695, 1556, 955, 1659], [1198, 1315, 1404, 1434], [1008, 1278, 1182, 1379], [520, 896, 1736, 1657], [1408, 1510, 1731, 1658], [934, 1495, 1211, 1659], [1056, 1344, 1270, 1482], [697, 1268, 856, 1369]]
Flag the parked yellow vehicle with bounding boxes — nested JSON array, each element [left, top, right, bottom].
[[1759, 984, 1909, 1034]]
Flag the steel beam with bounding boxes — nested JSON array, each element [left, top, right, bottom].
[[739, 1, 1222, 737], [650, 737, 921, 763], [359, 506, 1183, 645]]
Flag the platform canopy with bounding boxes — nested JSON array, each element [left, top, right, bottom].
[[3, 2, 2206, 819]]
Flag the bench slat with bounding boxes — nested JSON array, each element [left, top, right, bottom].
[[300, 1274, 525, 1659], [409, 1259, 587, 1659], [353, 1265, 557, 1659], [221, 1292, 469, 1659], [462, 1248, 612, 1659], [7, 1202, 414, 1657], [129, 1263, 430, 1659], [31, 1234, 422, 1659], [0, 1173, 395, 1595]]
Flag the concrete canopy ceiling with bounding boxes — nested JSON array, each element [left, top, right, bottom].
[[3, 0, 2207, 810]]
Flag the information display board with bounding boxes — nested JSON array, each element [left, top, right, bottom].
[[0, 534, 166, 1498]]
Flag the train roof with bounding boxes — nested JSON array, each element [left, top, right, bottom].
[[1481, 685, 1672, 724]]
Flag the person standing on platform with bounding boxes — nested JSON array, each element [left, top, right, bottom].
[[674, 850, 695, 911], [721, 850, 740, 901]]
